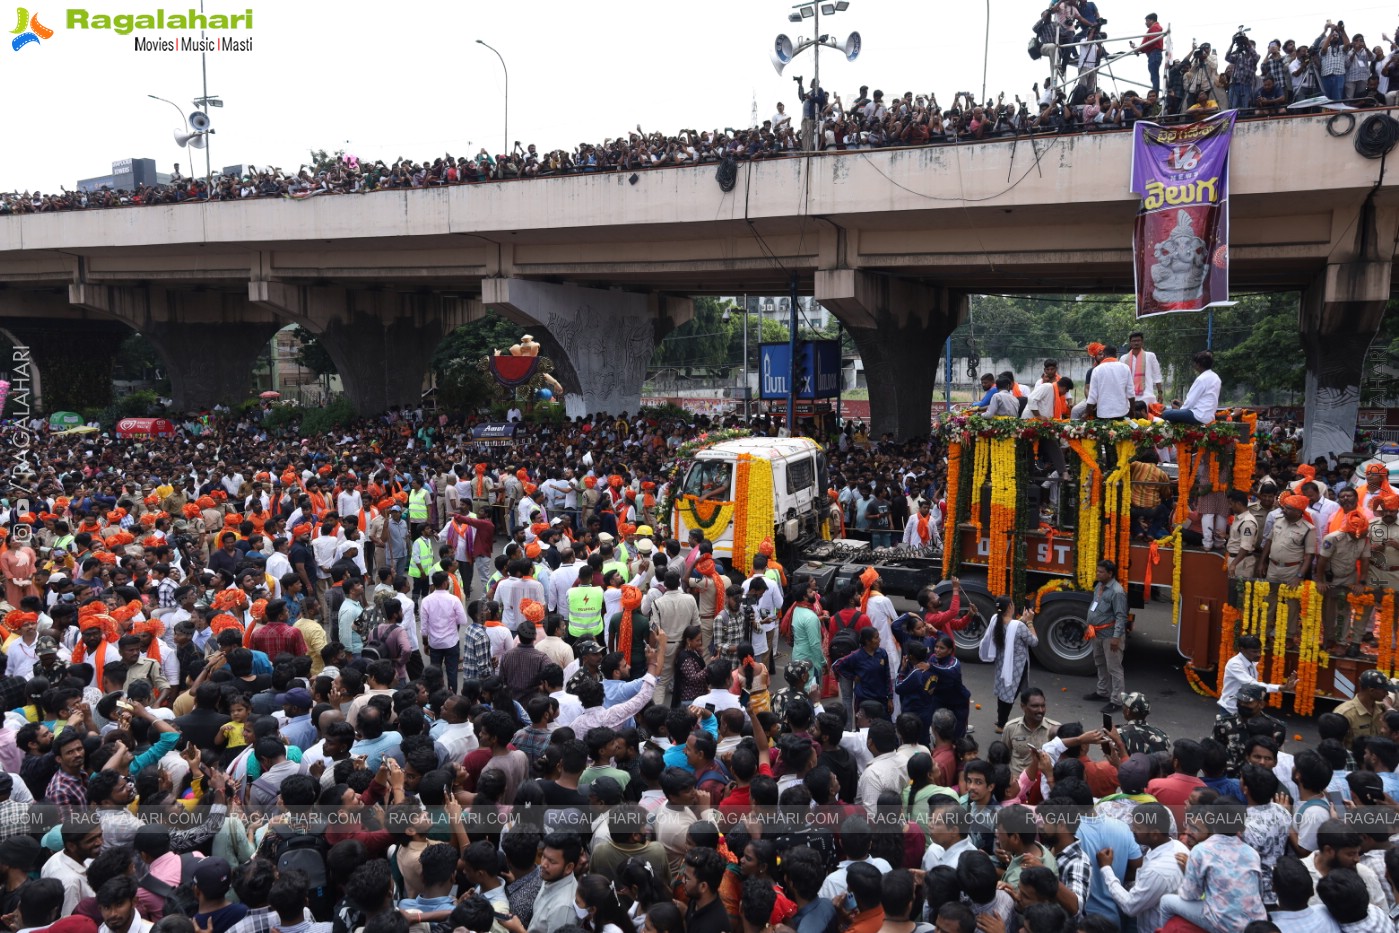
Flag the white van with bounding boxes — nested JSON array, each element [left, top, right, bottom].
[[672, 436, 828, 569]]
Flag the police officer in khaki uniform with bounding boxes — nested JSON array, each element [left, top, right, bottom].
[[1257, 493, 1316, 637], [1249, 483, 1279, 524], [1369, 495, 1399, 591], [1318, 510, 1371, 656], [1226, 491, 1260, 580], [1334, 669, 1391, 743]]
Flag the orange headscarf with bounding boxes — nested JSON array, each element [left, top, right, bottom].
[[617, 585, 643, 658], [72, 607, 117, 678], [2, 611, 36, 634], [858, 566, 880, 614], [695, 554, 727, 602], [521, 598, 546, 627], [132, 618, 165, 662], [243, 598, 269, 647], [1345, 511, 1370, 536], [209, 613, 243, 637], [1381, 494, 1399, 512], [1281, 493, 1314, 524]]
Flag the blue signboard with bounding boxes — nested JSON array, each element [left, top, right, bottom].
[[759, 340, 841, 400]]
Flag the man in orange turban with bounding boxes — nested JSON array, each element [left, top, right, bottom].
[[1318, 506, 1373, 656], [1327, 487, 1373, 535], [1360, 463, 1396, 511], [1258, 493, 1317, 636], [72, 608, 119, 681], [1369, 494, 1399, 594]]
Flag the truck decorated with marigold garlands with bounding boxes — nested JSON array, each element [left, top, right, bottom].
[[663, 432, 828, 575], [662, 420, 1394, 709], [925, 411, 1393, 713]]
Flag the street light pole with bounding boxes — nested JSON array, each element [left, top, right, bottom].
[[476, 40, 509, 156], [741, 296, 750, 420], [148, 94, 194, 181]]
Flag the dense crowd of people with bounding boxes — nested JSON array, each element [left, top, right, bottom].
[[0, 373, 1395, 933], [3, 8, 1397, 215]]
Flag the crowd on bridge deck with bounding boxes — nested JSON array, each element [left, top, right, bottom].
[[5, 5, 1399, 215], [0, 342, 1396, 933]]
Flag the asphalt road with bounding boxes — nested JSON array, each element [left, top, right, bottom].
[[777, 595, 1327, 753]]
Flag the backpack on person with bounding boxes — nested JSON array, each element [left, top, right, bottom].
[[353, 590, 392, 642], [137, 852, 200, 918], [370, 622, 404, 662], [828, 609, 862, 663], [275, 833, 333, 919]]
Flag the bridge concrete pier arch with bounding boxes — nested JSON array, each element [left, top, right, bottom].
[[69, 285, 280, 412], [250, 282, 481, 416], [482, 278, 693, 419], [817, 270, 968, 441]]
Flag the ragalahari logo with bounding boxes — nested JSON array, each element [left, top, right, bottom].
[[11, 7, 53, 51]]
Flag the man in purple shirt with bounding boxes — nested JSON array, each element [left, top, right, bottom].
[[420, 571, 468, 691]]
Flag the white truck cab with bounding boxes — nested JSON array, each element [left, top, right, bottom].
[[673, 436, 827, 568]]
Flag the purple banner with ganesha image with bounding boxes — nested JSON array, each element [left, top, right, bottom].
[[1130, 110, 1237, 318]]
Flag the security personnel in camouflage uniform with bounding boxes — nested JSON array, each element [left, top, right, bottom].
[[1117, 692, 1172, 756], [1212, 682, 1286, 776]]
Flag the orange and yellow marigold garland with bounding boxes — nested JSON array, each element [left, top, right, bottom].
[[1174, 443, 1197, 525], [1068, 439, 1101, 590], [730, 454, 775, 576], [1216, 604, 1242, 697], [942, 442, 963, 577], [1378, 592, 1397, 677], [987, 438, 1018, 596], [1034, 579, 1071, 612]]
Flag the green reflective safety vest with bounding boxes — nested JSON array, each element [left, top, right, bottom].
[[567, 585, 606, 638], [601, 560, 630, 584], [407, 489, 430, 522], [408, 536, 435, 578]]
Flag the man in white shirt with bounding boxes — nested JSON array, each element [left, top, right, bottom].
[[1161, 350, 1222, 426], [336, 483, 363, 526], [1085, 343, 1133, 419], [548, 548, 581, 617], [1098, 802, 1186, 933], [855, 721, 905, 814], [1123, 332, 1164, 405], [1218, 635, 1294, 716], [265, 539, 293, 600]]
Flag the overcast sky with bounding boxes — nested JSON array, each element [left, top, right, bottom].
[[1, 0, 1393, 193]]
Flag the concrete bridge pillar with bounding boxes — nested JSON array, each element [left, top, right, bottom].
[[817, 270, 967, 440], [69, 285, 280, 411], [0, 290, 135, 412], [250, 283, 482, 415], [482, 278, 693, 418], [1300, 264, 1392, 462], [1299, 197, 1398, 463]]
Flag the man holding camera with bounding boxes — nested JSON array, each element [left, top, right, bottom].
[[1315, 21, 1350, 102], [796, 76, 828, 152], [1225, 32, 1259, 112], [1184, 43, 1221, 109]]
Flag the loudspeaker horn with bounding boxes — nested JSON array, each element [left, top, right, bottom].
[[841, 31, 861, 62], [770, 33, 795, 75], [174, 129, 207, 149], [189, 111, 211, 131]]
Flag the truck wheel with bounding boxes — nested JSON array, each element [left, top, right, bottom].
[[953, 590, 995, 661], [1030, 601, 1096, 676]]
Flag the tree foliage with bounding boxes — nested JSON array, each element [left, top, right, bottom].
[[949, 292, 1311, 405], [291, 327, 338, 377]]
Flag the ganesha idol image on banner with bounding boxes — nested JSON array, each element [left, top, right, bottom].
[[1135, 206, 1227, 315]]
